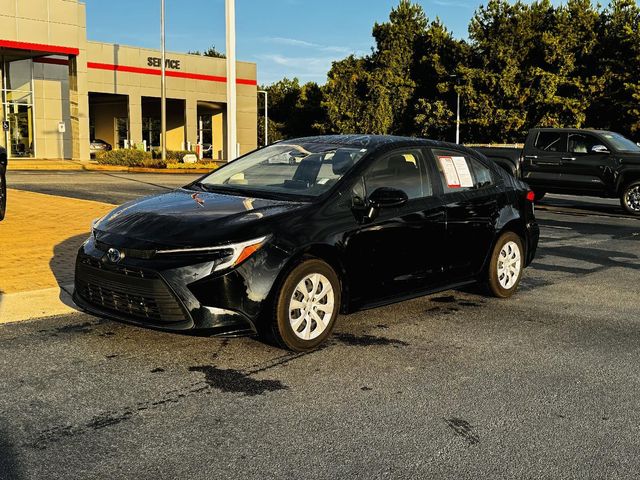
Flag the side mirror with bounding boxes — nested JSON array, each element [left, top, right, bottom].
[[591, 145, 609, 154], [368, 187, 408, 209]]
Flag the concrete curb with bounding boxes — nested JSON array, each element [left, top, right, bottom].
[[0, 284, 80, 325], [8, 160, 222, 174]]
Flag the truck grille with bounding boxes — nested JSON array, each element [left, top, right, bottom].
[[75, 258, 186, 323]]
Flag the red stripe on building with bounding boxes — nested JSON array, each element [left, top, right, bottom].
[[0, 39, 79, 56], [33, 57, 70, 66], [87, 62, 257, 86]]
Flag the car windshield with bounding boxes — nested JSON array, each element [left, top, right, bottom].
[[197, 142, 368, 198], [601, 132, 640, 152]]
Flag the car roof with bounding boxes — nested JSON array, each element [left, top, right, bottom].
[[532, 128, 613, 135], [277, 134, 477, 156]]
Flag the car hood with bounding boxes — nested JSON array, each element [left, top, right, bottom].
[[93, 188, 309, 249]]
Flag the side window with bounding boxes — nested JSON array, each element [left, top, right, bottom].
[[432, 149, 495, 193], [534, 132, 568, 152], [568, 133, 600, 154], [363, 150, 430, 200]]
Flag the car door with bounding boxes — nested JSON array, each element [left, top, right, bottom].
[[561, 132, 612, 194], [428, 148, 501, 282], [522, 131, 568, 191], [343, 148, 446, 306]]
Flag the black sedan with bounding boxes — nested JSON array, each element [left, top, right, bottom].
[[74, 135, 539, 351], [0, 146, 6, 221]]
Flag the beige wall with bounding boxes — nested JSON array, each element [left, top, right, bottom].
[[0, 0, 89, 159], [86, 42, 257, 157], [0, 0, 257, 160]]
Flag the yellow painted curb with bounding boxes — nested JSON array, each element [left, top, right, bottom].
[[0, 285, 79, 324]]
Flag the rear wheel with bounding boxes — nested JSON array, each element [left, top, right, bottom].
[[621, 181, 640, 216], [269, 259, 341, 351], [486, 232, 524, 298]]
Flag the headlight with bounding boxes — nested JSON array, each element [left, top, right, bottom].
[[91, 216, 105, 235], [155, 236, 269, 271]]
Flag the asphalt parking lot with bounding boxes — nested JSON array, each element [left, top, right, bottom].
[[2, 172, 640, 479]]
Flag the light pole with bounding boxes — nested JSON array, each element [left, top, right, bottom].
[[160, 0, 166, 161], [258, 90, 268, 146], [226, 0, 237, 161], [456, 90, 460, 145], [450, 74, 461, 144]]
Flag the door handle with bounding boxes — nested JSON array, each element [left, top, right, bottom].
[[562, 157, 577, 161], [524, 155, 538, 159]]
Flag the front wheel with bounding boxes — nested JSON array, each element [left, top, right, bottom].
[[621, 182, 640, 215], [486, 232, 524, 298], [269, 259, 341, 352]]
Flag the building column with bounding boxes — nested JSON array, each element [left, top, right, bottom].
[[185, 97, 197, 151], [69, 55, 90, 160], [128, 94, 142, 148]]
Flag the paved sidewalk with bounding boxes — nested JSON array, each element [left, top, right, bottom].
[[0, 189, 114, 323]]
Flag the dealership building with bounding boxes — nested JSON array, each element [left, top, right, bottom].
[[0, 0, 258, 161]]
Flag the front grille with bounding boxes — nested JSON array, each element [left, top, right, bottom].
[[75, 259, 187, 323]]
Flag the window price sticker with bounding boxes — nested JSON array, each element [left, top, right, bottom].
[[438, 156, 461, 188], [452, 156, 474, 188], [438, 155, 474, 188]]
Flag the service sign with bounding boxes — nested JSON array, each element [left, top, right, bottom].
[[2, 121, 8, 132], [147, 57, 181, 70]]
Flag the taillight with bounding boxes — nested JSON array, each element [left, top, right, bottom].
[[526, 191, 535, 202]]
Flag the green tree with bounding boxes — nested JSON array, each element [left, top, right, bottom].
[[371, 0, 428, 134], [323, 55, 392, 134], [412, 19, 468, 141], [257, 78, 329, 144], [188, 45, 225, 58], [588, 0, 640, 136]]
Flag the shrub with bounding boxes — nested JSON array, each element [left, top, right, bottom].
[[95, 149, 209, 168], [95, 149, 152, 166], [150, 149, 193, 162]]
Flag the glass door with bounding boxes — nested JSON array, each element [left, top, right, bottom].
[[2, 57, 35, 158]]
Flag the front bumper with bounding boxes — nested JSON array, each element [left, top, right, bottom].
[[72, 236, 285, 336]]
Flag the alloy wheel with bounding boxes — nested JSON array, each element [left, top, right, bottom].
[[288, 273, 335, 341], [624, 186, 640, 213]]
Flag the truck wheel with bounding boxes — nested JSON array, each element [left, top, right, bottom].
[[621, 182, 640, 215]]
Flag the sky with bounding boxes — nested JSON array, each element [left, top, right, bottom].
[[85, 0, 566, 86]]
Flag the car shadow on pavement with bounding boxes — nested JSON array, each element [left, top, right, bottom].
[[50, 233, 90, 309], [0, 418, 22, 480]]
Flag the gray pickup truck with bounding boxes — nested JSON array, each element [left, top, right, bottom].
[[475, 128, 640, 215]]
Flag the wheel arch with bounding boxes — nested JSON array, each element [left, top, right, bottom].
[[481, 218, 529, 275], [269, 243, 351, 315], [617, 172, 640, 194]]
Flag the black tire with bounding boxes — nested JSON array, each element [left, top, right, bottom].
[[486, 231, 524, 298], [620, 181, 640, 216], [268, 259, 341, 352]]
